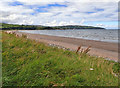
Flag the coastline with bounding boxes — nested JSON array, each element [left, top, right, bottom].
[[16, 31, 118, 62]]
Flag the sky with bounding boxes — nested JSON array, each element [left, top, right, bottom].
[[0, 0, 119, 29]]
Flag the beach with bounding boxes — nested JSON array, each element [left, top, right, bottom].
[[15, 31, 118, 62]]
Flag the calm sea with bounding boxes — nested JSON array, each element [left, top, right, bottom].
[[19, 29, 119, 43]]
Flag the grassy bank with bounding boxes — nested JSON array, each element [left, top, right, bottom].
[[0, 31, 2, 87], [2, 32, 119, 86]]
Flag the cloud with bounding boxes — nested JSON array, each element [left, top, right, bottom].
[[0, 0, 118, 29]]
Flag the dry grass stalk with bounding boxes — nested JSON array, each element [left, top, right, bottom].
[[76, 46, 81, 53], [80, 48, 84, 53], [77, 46, 91, 54], [77, 46, 91, 59], [83, 46, 91, 54]]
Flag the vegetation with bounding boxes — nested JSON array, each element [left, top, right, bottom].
[[0, 31, 2, 88], [53, 25, 105, 29], [0, 23, 105, 30], [2, 32, 119, 86]]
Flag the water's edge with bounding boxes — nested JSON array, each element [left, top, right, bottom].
[[19, 29, 118, 43]]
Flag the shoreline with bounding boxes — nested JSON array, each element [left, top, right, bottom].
[[19, 29, 118, 43], [16, 31, 118, 62]]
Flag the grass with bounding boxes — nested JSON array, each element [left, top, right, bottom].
[[0, 31, 2, 88], [2, 31, 120, 86]]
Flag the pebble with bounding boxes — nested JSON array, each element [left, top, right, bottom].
[[105, 58, 118, 63], [90, 68, 94, 71], [48, 43, 71, 51]]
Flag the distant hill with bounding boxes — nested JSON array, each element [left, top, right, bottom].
[[0, 23, 105, 30], [53, 25, 105, 29]]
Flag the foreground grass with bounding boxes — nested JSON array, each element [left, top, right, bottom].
[[0, 31, 2, 87], [2, 32, 119, 86]]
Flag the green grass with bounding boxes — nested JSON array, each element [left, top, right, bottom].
[[0, 31, 2, 88], [2, 32, 119, 86]]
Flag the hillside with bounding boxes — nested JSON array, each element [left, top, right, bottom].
[[0, 23, 105, 30], [2, 32, 119, 86]]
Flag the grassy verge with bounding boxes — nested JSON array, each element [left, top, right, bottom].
[[2, 32, 119, 86], [0, 31, 2, 87]]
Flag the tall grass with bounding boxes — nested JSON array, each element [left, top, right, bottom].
[[0, 31, 2, 88], [2, 32, 119, 86]]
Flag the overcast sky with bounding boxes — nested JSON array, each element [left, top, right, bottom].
[[0, 0, 119, 29]]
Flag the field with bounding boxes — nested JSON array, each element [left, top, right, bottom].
[[2, 32, 119, 86]]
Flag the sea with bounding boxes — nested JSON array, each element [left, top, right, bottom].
[[19, 29, 119, 43]]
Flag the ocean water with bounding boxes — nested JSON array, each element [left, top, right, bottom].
[[19, 29, 119, 43]]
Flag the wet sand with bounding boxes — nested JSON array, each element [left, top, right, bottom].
[[16, 31, 119, 62]]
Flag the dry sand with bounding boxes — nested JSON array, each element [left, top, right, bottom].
[[16, 31, 119, 62]]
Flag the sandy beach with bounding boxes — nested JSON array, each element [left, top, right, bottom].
[[16, 31, 118, 62]]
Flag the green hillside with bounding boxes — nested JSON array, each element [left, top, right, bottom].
[[2, 32, 119, 86], [0, 23, 105, 30]]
